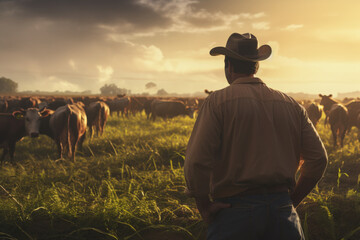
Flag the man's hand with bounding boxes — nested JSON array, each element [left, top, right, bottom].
[[195, 196, 231, 224]]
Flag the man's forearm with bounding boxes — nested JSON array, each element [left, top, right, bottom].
[[290, 175, 321, 207]]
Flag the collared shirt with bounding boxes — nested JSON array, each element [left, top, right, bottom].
[[184, 77, 327, 199]]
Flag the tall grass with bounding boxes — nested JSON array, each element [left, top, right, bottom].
[[0, 113, 359, 239]]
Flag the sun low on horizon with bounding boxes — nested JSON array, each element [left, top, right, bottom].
[[1, 0, 360, 97]]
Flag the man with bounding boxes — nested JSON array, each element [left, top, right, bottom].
[[184, 33, 327, 240]]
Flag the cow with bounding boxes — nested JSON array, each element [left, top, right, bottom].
[[328, 104, 349, 147], [345, 100, 360, 132], [39, 104, 87, 161], [85, 101, 110, 138], [150, 100, 194, 121], [106, 97, 130, 117], [128, 96, 147, 116], [319, 94, 338, 125], [319, 94, 349, 147], [306, 103, 323, 127], [143, 98, 155, 119], [0, 108, 49, 163]]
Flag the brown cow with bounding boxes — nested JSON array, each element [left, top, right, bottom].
[[143, 98, 154, 119], [319, 94, 338, 124], [85, 101, 110, 138], [345, 100, 360, 131], [150, 100, 194, 121], [106, 97, 130, 117], [319, 94, 349, 147], [328, 104, 349, 147], [40, 104, 87, 161], [306, 103, 323, 127]]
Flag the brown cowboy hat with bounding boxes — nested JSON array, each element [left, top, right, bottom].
[[210, 33, 272, 62]]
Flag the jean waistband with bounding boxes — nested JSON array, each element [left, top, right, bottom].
[[216, 184, 289, 201]]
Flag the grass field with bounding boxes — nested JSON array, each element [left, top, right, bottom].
[[0, 113, 360, 240]]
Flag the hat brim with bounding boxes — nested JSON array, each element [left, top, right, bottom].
[[210, 44, 272, 62]]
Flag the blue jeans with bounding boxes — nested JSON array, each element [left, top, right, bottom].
[[207, 192, 305, 240]]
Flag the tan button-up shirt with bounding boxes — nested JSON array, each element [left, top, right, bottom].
[[184, 77, 327, 199]]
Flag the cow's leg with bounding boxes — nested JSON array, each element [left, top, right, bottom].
[[340, 126, 346, 147], [70, 139, 78, 162], [331, 126, 337, 147], [89, 126, 93, 139], [1, 148, 9, 163], [78, 131, 86, 151], [55, 139, 62, 159], [8, 142, 16, 163]]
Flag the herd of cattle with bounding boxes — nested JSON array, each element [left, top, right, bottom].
[[0, 95, 199, 162], [302, 94, 360, 147], [1, 93, 360, 164]]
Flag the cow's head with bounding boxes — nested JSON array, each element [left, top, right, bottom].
[[17, 108, 51, 138], [319, 94, 333, 105], [186, 106, 195, 119]]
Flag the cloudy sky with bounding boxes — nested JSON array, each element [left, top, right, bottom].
[[1, 0, 360, 95]]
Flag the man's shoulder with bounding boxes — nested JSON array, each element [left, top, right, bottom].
[[266, 86, 300, 105]]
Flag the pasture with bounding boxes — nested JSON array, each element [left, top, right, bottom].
[[0, 112, 360, 240]]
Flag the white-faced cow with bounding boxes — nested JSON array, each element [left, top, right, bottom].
[[150, 100, 194, 121], [0, 108, 49, 163]]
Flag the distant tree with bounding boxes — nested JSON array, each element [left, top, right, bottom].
[[157, 88, 168, 96], [100, 83, 130, 96], [0, 77, 18, 93], [145, 82, 157, 89]]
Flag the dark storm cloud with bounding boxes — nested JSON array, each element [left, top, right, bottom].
[[1, 0, 171, 30]]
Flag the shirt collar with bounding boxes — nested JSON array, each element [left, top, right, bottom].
[[231, 77, 264, 85]]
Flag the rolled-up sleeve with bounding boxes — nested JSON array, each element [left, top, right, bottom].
[[300, 106, 328, 180], [184, 95, 222, 197]]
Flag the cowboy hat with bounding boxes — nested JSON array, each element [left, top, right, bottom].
[[210, 33, 272, 62]]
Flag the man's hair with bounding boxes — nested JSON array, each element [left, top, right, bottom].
[[225, 56, 259, 75]]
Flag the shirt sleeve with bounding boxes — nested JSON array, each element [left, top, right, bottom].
[[184, 95, 222, 197], [300, 105, 328, 180]]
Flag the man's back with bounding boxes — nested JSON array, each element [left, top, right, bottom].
[[185, 76, 326, 199]]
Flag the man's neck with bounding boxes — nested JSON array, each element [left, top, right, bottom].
[[227, 73, 254, 84]]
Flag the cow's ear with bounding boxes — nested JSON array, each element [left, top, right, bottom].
[[329, 94, 333, 98], [12, 111, 24, 120]]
